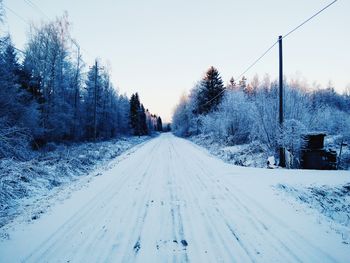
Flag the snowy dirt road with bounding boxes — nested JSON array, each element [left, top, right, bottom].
[[0, 133, 349, 262]]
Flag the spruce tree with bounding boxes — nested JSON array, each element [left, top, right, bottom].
[[197, 66, 225, 114], [0, 39, 39, 131], [139, 104, 148, 135], [130, 93, 145, 135], [157, 116, 163, 132]]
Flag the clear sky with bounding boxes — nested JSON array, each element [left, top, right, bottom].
[[2, 0, 349, 122]]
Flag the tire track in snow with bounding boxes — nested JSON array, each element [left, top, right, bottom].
[[168, 139, 244, 262], [102, 139, 162, 262], [167, 147, 190, 263], [1, 134, 345, 263], [91, 139, 162, 262], [186, 152, 293, 262], [178, 137, 338, 262], [24, 139, 161, 262]]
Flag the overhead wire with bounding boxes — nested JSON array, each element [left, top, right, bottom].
[[199, 0, 338, 109], [3, 0, 339, 102], [23, 0, 50, 20], [201, 40, 279, 108], [0, 38, 60, 70], [5, 1, 94, 65], [3, 4, 28, 25], [282, 0, 338, 39], [22, 0, 94, 61]]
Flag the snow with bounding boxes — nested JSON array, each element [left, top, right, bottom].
[[190, 133, 270, 168], [0, 133, 349, 262], [325, 135, 350, 170], [190, 133, 350, 170], [275, 183, 350, 243], [0, 136, 150, 229]]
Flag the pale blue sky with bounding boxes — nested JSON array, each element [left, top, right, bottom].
[[2, 0, 349, 121]]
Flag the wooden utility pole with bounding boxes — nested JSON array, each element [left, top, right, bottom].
[[279, 35, 286, 167]]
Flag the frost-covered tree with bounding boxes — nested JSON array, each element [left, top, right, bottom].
[[202, 90, 253, 145], [279, 119, 308, 167], [250, 82, 279, 149], [226, 77, 237, 90], [0, 0, 4, 24], [172, 94, 191, 136], [116, 94, 131, 134], [0, 37, 39, 159], [83, 60, 103, 140], [24, 13, 76, 141], [0, 10, 162, 161], [172, 71, 350, 168]]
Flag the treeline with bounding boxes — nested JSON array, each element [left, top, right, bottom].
[[0, 14, 163, 160], [172, 66, 350, 167], [130, 93, 163, 136]]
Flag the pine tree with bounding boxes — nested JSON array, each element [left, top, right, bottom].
[[140, 104, 148, 135], [117, 94, 130, 134], [239, 76, 247, 91], [129, 93, 141, 135], [156, 116, 163, 132], [197, 66, 225, 114], [0, 37, 40, 158], [227, 77, 237, 90], [0, 38, 39, 131]]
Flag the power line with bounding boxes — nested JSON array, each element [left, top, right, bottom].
[[22, 0, 94, 60], [200, 0, 338, 109], [4, 1, 94, 66], [0, 38, 72, 72], [236, 40, 278, 80], [3, 4, 28, 25], [1, 36, 91, 76], [282, 0, 338, 39], [201, 40, 279, 108], [0, 38, 25, 55], [233, 0, 338, 87], [23, 0, 50, 20]]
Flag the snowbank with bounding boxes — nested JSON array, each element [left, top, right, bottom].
[[189, 133, 350, 169], [187, 133, 350, 244], [325, 135, 350, 170], [0, 136, 150, 228], [274, 182, 350, 244], [189, 133, 271, 168]]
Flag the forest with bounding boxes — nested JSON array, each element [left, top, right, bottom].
[[0, 13, 164, 161], [172, 66, 350, 168]]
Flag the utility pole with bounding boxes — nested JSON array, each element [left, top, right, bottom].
[[279, 35, 286, 167]]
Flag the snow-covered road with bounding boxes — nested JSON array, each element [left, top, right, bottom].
[[1, 133, 349, 262]]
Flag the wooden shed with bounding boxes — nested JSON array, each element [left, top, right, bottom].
[[300, 133, 337, 170]]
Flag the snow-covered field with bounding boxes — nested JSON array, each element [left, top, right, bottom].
[[0, 133, 349, 262], [0, 136, 150, 229]]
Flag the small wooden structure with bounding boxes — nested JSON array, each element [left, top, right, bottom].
[[300, 133, 337, 170]]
